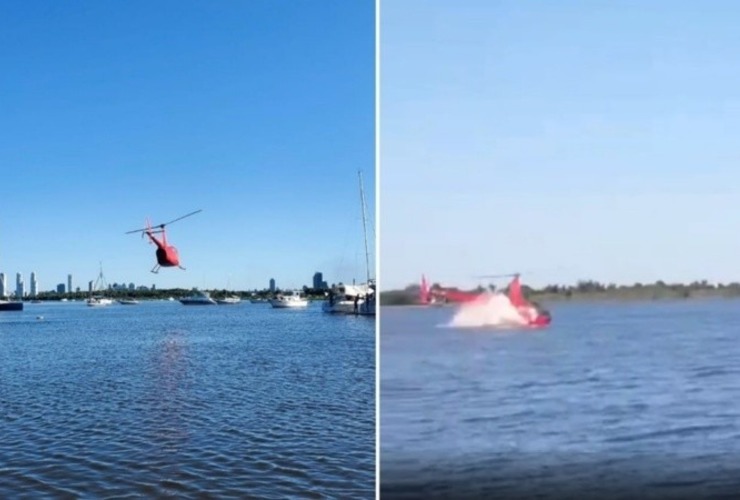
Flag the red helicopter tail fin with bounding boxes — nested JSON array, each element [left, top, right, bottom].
[[508, 275, 527, 308], [420, 274, 429, 303]]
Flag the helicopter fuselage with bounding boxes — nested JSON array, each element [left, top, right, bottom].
[[146, 231, 180, 267]]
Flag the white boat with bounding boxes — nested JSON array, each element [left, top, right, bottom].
[[322, 282, 375, 315], [270, 291, 309, 308], [179, 290, 217, 305], [117, 298, 140, 305], [216, 295, 242, 305], [323, 171, 376, 316], [87, 297, 113, 307]]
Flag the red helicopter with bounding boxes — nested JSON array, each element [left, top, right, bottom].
[[421, 273, 520, 304], [421, 272, 552, 327], [126, 209, 202, 273]]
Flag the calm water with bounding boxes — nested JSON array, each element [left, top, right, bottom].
[[0, 300, 375, 498], [381, 300, 740, 499]]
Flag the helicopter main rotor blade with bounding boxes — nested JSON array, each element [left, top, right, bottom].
[[124, 209, 202, 234], [160, 209, 203, 227], [474, 272, 521, 279]]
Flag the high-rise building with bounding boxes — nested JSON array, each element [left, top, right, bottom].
[[67, 274, 72, 295], [15, 273, 24, 298], [269, 278, 276, 293], [313, 272, 324, 290], [88, 280, 94, 293], [57, 283, 65, 294], [30, 272, 38, 297], [0, 273, 6, 297]]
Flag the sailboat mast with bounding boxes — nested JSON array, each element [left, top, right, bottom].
[[358, 170, 371, 284]]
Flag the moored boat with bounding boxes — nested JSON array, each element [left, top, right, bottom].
[[322, 281, 375, 315], [179, 289, 217, 305], [0, 299, 23, 311], [87, 263, 113, 307], [216, 296, 242, 305], [87, 297, 113, 307], [269, 291, 309, 308]]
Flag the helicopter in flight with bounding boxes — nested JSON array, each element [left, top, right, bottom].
[[125, 209, 202, 273]]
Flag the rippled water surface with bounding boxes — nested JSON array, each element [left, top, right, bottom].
[[0, 300, 374, 498], [381, 301, 740, 499]]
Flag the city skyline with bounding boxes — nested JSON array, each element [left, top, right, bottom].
[[0, 268, 340, 297]]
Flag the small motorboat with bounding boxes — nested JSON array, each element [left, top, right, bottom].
[[216, 296, 242, 305], [87, 297, 113, 307], [179, 290, 217, 305], [269, 291, 309, 308]]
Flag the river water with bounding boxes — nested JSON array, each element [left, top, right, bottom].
[[381, 300, 740, 499], [0, 300, 375, 498]]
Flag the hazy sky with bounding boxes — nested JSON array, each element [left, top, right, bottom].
[[381, 0, 740, 290], [1, 0, 375, 292]]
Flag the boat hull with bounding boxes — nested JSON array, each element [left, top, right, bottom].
[[87, 298, 113, 307], [216, 298, 242, 305], [0, 301, 23, 311], [269, 300, 309, 308], [322, 299, 375, 316]]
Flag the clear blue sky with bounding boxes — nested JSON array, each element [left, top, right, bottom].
[[381, 0, 740, 290], [1, 0, 375, 292]]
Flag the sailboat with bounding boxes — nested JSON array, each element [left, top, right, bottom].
[[87, 262, 113, 307], [216, 278, 242, 304], [322, 170, 376, 316]]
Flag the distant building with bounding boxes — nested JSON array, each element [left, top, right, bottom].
[[57, 283, 65, 294], [312, 272, 328, 290], [0, 273, 6, 297], [269, 278, 276, 293], [88, 280, 94, 293], [15, 273, 24, 298], [30, 272, 38, 297], [67, 274, 73, 295]]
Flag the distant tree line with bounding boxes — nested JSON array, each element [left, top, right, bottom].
[[380, 280, 740, 306]]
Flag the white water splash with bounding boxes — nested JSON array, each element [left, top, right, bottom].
[[448, 292, 531, 328]]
